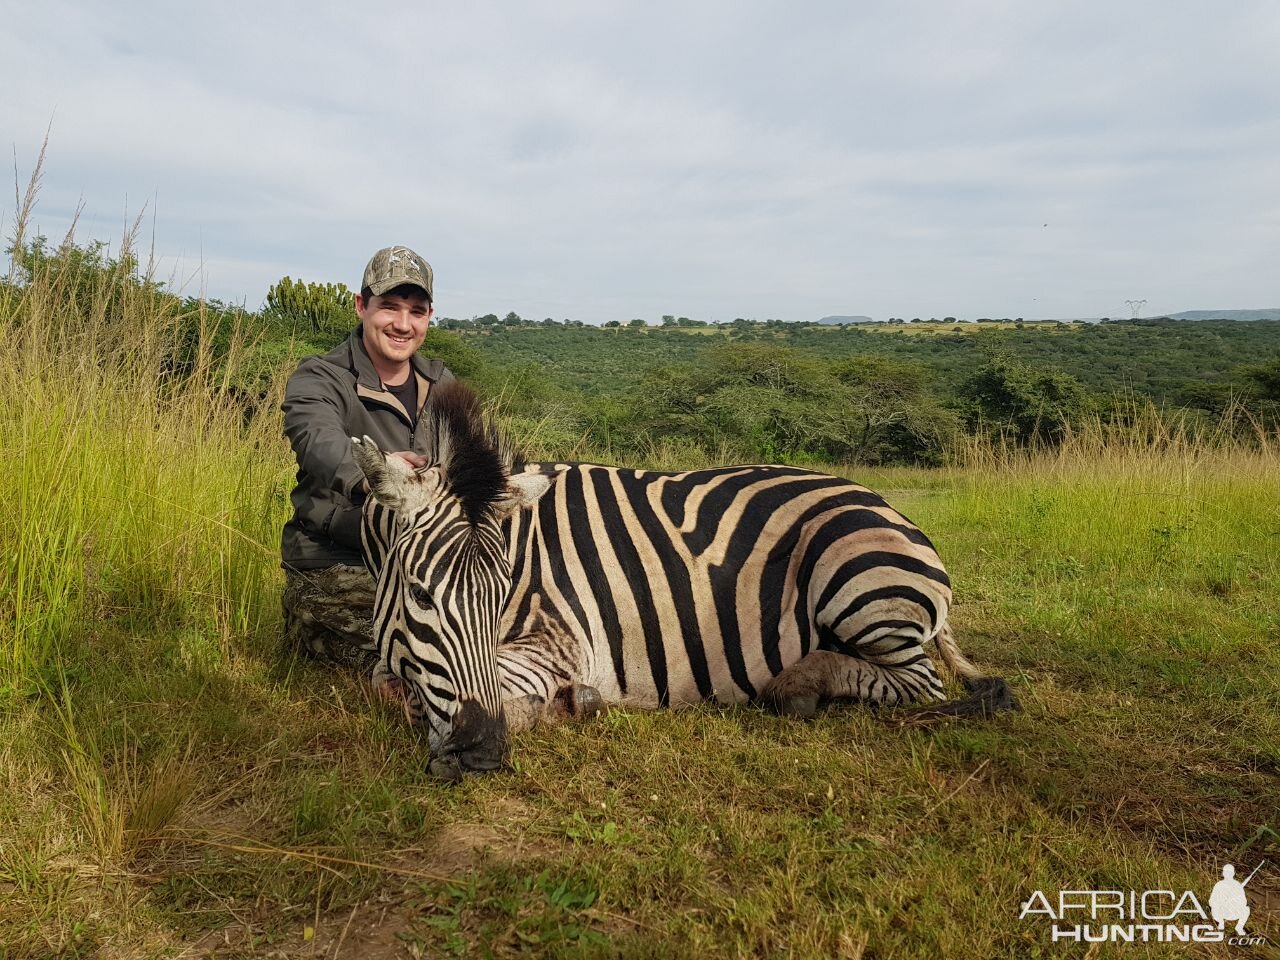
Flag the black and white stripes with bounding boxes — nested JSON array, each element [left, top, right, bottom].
[[353, 381, 1011, 768]]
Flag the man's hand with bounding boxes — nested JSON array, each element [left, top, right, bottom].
[[360, 451, 428, 495], [389, 451, 428, 469]]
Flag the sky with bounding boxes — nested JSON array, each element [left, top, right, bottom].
[[3, 1, 1278, 324]]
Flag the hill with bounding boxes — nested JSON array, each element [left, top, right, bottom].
[[1161, 308, 1280, 321], [816, 314, 874, 325]]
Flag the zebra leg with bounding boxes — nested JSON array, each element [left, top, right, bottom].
[[496, 633, 603, 731], [553, 682, 605, 719], [503, 693, 551, 733], [500, 685, 604, 733], [762, 630, 946, 719]]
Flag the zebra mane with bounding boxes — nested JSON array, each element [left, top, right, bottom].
[[423, 380, 525, 525]]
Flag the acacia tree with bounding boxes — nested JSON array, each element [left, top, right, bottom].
[[959, 354, 1093, 446], [830, 356, 958, 463]]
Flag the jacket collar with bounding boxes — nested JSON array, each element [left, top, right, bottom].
[[324, 325, 445, 424]]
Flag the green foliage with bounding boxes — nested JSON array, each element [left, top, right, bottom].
[[619, 344, 950, 465], [958, 353, 1094, 446], [263, 275, 354, 340], [421, 329, 486, 382], [6, 236, 151, 319], [1, 234, 283, 689], [3, 236, 170, 370], [830, 355, 959, 464], [1241, 355, 1280, 401]]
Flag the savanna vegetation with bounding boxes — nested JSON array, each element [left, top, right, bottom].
[[2, 162, 1278, 957], [186, 264, 1280, 471]]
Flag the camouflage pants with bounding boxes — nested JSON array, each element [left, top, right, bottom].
[[281, 564, 378, 672]]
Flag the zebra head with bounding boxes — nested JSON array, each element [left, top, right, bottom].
[[351, 383, 550, 777]]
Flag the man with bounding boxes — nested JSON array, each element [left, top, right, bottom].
[[280, 245, 455, 669]]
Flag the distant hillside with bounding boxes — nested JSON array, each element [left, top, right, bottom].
[[817, 314, 874, 325], [1160, 308, 1280, 321]]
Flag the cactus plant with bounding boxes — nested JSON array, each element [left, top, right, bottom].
[[265, 276, 355, 337]]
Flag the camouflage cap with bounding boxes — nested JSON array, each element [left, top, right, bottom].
[[362, 246, 433, 301]]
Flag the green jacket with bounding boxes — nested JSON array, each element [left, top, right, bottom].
[[281, 326, 455, 570]]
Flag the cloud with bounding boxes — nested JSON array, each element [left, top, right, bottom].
[[3, 0, 1278, 321]]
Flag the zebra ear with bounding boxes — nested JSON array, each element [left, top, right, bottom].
[[493, 472, 552, 520], [352, 435, 415, 511]]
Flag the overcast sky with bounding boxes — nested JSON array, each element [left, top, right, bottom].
[[4, 1, 1278, 323]]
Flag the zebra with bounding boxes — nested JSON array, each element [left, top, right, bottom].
[[352, 381, 1016, 779]]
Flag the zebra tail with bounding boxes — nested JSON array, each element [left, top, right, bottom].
[[893, 623, 1021, 724], [930, 622, 985, 684]]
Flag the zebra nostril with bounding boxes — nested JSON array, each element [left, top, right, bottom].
[[428, 754, 464, 783], [454, 747, 505, 773], [423, 700, 508, 780]]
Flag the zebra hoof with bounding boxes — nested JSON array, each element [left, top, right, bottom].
[[554, 683, 604, 720], [772, 694, 819, 719], [428, 755, 464, 784]]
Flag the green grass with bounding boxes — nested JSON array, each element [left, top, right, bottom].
[[2, 172, 1278, 957], [4, 416, 1277, 958]]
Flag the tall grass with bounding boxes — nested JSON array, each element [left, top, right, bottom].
[[1, 151, 287, 691], [943, 402, 1279, 587]]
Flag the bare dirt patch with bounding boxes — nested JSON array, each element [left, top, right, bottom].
[[181, 816, 559, 958]]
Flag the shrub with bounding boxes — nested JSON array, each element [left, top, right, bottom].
[[959, 354, 1094, 446]]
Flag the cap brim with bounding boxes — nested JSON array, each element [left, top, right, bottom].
[[367, 277, 432, 299]]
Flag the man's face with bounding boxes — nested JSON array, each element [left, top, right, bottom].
[[357, 289, 433, 371]]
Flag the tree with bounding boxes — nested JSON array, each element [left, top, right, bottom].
[[503, 311, 523, 326], [1241, 357, 1280, 401], [604, 320, 621, 328], [628, 318, 646, 327], [436, 316, 474, 330], [264, 275, 354, 337], [661, 315, 676, 326], [959, 354, 1093, 446], [831, 356, 959, 464]]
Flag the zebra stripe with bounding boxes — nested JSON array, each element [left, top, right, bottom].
[[353, 382, 1013, 770]]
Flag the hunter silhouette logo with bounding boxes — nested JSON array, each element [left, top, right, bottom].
[[1210, 862, 1260, 936], [1019, 860, 1267, 946]]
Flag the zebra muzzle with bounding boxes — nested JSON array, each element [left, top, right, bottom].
[[428, 699, 508, 781]]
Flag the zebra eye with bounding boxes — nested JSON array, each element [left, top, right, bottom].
[[408, 582, 435, 610]]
